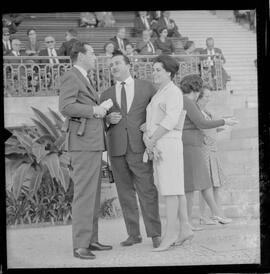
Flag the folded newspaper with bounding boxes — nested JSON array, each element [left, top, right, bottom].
[[100, 98, 113, 111]]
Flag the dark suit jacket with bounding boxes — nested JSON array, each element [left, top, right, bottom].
[[38, 48, 67, 63], [58, 38, 78, 57], [200, 48, 226, 63], [157, 16, 181, 38], [110, 36, 130, 52], [59, 66, 105, 152], [133, 16, 153, 37], [136, 40, 156, 55], [100, 78, 156, 156]]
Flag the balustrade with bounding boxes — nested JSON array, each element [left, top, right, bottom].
[[3, 54, 223, 97]]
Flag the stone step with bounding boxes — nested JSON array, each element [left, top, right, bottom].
[[217, 137, 258, 151]]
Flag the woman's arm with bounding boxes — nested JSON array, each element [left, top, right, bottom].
[[184, 97, 225, 129]]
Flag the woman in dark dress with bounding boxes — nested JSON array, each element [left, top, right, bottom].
[[153, 27, 175, 55], [180, 74, 238, 229]]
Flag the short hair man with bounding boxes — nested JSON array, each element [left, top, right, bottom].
[[100, 51, 162, 249], [58, 29, 79, 57], [39, 36, 60, 64], [3, 27, 12, 55], [110, 27, 130, 54], [59, 41, 112, 259]]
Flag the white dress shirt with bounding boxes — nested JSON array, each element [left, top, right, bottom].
[[207, 49, 215, 66], [3, 39, 11, 51], [115, 76, 134, 113], [48, 48, 59, 64], [141, 16, 150, 29], [117, 37, 124, 51], [74, 64, 90, 83]]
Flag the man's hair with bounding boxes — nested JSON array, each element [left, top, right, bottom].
[[67, 29, 78, 37], [70, 41, 89, 62], [206, 37, 214, 43], [103, 41, 115, 52], [158, 27, 167, 35], [184, 40, 194, 51], [153, 54, 179, 79], [27, 28, 36, 35], [112, 50, 131, 65]]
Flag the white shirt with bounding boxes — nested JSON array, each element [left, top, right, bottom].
[[117, 37, 124, 51], [115, 75, 134, 113], [147, 41, 155, 53], [141, 16, 150, 29], [74, 64, 90, 84], [47, 48, 59, 64], [3, 39, 11, 50], [207, 48, 215, 66], [12, 50, 20, 56]]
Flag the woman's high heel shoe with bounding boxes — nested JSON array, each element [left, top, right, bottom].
[[174, 233, 194, 247], [152, 238, 178, 252], [211, 215, 232, 224], [199, 216, 218, 225]]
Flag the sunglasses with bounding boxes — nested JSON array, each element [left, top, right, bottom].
[[45, 40, 55, 43], [3, 33, 10, 36]]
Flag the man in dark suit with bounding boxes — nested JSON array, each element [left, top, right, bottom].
[[58, 29, 79, 57], [38, 36, 62, 64], [100, 51, 161, 248], [133, 11, 154, 37], [59, 41, 112, 260], [110, 27, 130, 55], [157, 11, 181, 38], [3, 27, 12, 55], [136, 30, 156, 55], [200, 37, 230, 90]]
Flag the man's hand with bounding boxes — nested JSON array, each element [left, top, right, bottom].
[[93, 106, 107, 118], [139, 123, 146, 132], [106, 112, 122, 124], [143, 133, 155, 151]]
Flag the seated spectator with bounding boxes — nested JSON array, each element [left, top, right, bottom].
[[148, 11, 161, 37], [58, 29, 79, 57], [153, 27, 175, 55], [136, 30, 156, 55], [200, 37, 231, 90], [6, 38, 23, 58], [157, 11, 181, 38], [133, 11, 153, 37], [102, 41, 115, 57], [25, 28, 42, 56], [39, 36, 61, 64], [79, 12, 97, 28], [110, 27, 130, 55], [125, 43, 137, 56], [2, 13, 24, 34], [95, 12, 115, 27], [3, 27, 12, 55]]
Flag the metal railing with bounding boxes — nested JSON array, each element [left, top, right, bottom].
[[3, 54, 223, 97]]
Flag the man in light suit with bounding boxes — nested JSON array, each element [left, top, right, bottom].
[[39, 36, 62, 64], [100, 51, 161, 248], [59, 41, 112, 260]]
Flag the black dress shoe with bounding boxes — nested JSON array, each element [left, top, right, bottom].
[[73, 248, 96, 259], [120, 235, 142, 246], [152, 236, 161, 248], [89, 242, 113, 251]]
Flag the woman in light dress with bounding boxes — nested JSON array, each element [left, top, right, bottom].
[[142, 54, 193, 251]]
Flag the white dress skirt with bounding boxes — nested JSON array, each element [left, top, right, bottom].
[[153, 133, 185, 196]]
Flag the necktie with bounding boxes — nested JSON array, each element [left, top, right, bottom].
[[148, 42, 154, 53], [120, 81, 127, 115], [143, 17, 149, 29]]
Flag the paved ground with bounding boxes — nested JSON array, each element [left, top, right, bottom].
[[6, 217, 260, 268]]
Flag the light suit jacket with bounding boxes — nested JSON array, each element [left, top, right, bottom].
[[59, 67, 105, 152]]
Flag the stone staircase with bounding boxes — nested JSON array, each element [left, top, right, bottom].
[[166, 10, 259, 219]]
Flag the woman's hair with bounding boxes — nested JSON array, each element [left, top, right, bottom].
[[158, 27, 167, 36], [153, 54, 179, 79], [180, 74, 203, 94], [183, 40, 194, 51], [27, 28, 36, 36], [103, 41, 115, 52]]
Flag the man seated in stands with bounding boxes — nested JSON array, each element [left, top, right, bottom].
[[125, 43, 137, 57], [3, 27, 12, 55], [39, 36, 61, 64], [110, 27, 130, 55], [79, 12, 97, 28], [58, 29, 78, 57], [157, 11, 182, 38], [95, 12, 116, 27], [133, 11, 154, 37], [200, 37, 231, 90], [136, 30, 156, 55], [6, 38, 23, 58]]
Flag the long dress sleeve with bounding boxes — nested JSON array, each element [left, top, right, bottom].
[[184, 96, 225, 129]]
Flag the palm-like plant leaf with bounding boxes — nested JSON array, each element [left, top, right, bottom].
[[28, 167, 44, 197], [48, 108, 64, 130], [33, 134, 56, 145], [32, 142, 50, 163], [31, 118, 54, 139], [54, 135, 66, 151], [5, 145, 27, 155], [58, 166, 71, 191], [40, 153, 60, 179], [31, 107, 60, 139], [12, 163, 32, 199], [13, 130, 33, 151]]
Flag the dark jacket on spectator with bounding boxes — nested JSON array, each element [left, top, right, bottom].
[[153, 38, 175, 55], [58, 38, 78, 57], [38, 48, 65, 63], [133, 16, 153, 37], [157, 16, 181, 38], [110, 36, 130, 52]]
